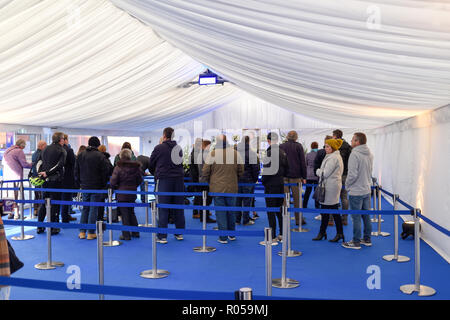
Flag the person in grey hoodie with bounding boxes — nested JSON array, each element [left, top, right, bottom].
[[342, 132, 374, 249]]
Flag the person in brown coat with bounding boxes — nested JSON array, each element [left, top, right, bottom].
[[201, 134, 244, 243], [110, 149, 143, 240]]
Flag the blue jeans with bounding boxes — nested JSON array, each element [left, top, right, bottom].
[[235, 186, 254, 224], [80, 192, 103, 234], [349, 194, 372, 243], [214, 196, 237, 241]]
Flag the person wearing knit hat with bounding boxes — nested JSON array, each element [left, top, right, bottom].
[[75, 136, 110, 240], [324, 138, 343, 152], [313, 139, 345, 243]]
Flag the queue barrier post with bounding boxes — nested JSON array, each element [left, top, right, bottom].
[[371, 185, 390, 237], [272, 205, 299, 289], [28, 180, 33, 220], [139, 181, 151, 227], [96, 220, 105, 300], [193, 190, 216, 253], [278, 193, 301, 258], [383, 194, 410, 263], [103, 188, 121, 247], [264, 227, 272, 296], [35, 198, 64, 270], [11, 181, 34, 241], [292, 181, 309, 233], [400, 209, 436, 297], [235, 287, 253, 300], [140, 201, 169, 279]]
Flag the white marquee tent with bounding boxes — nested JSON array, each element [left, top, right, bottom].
[[0, 0, 449, 260]]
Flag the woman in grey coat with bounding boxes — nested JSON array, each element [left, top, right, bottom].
[[312, 139, 345, 242]]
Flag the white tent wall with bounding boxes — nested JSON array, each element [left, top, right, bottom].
[[367, 104, 450, 262]]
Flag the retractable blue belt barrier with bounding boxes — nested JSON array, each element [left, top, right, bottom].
[[288, 207, 406, 215], [208, 192, 285, 198], [0, 276, 299, 300], [156, 203, 281, 212], [416, 213, 450, 237]]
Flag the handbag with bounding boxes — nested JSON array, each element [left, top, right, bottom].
[[7, 240, 24, 274], [312, 173, 326, 203]]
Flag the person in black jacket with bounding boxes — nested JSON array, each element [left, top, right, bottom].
[[75, 137, 110, 240], [60, 134, 77, 223], [261, 132, 289, 241], [96, 145, 114, 221], [333, 129, 352, 225], [235, 136, 260, 226], [280, 131, 307, 226], [190, 139, 203, 219], [36, 132, 67, 235], [149, 127, 185, 243]]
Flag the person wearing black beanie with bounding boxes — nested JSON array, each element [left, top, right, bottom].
[[75, 136, 110, 240]]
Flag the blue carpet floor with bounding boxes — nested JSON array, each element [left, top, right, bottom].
[[3, 191, 449, 300]]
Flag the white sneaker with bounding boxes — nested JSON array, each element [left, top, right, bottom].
[[228, 236, 236, 241], [243, 220, 255, 226], [174, 235, 184, 241], [217, 239, 228, 244], [156, 238, 168, 244]]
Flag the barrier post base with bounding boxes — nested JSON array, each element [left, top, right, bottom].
[[371, 231, 390, 237], [259, 240, 278, 246], [11, 234, 34, 241], [138, 223, 152, 227], [140, 269, 169, 279], [371, 218, 384, 223], [277, 250, 302, 257], [34, 261, 64, 270], [103, 240, 122, 247], [382, 254, 410, 263], [400, 284, 436, 297], [272, 278, 299, 289], [291, 227, 309, 233], [193, 246, 216, 253]]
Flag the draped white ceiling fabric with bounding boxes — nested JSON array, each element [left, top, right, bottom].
[[112, 0, 450, 128], [0, 0, 240, 131]]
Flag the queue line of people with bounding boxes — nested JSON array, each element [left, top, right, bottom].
[[1, 127, 374, 249]]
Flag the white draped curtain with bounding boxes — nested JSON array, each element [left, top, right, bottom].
[[111, 0, 450, 128]]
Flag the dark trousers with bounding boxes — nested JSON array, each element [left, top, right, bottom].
[[264, 184, 284, 239], [97, 194, 107, 221], [303, 180, 320, 209], [60, 192, 73, 223], [236, 185, 254, 224], [193, 189, 212, 221], [156, 177, 185, 239], [319, 203, 343, 235], [118, 203, 138, 239], [37, 181, 62, 226]]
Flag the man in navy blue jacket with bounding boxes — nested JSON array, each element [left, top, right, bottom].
[[149, 127, 185, 243]]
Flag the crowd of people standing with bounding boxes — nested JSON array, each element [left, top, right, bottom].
[[1, 127, 374, 250]]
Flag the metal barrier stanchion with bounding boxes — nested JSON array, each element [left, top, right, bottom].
[[139, 181, 151, 227], [371, 178, 378, 222], [235, 287, 253, 300], [272, 205, 299, 289], [35, 198, 64, 270], [372, 186, 390, 237], [264, 227, 272, 296], [11, 181, 34, 241], [383, 194, 410, 263], [96, 220, 105, 300], [140, 201, 169, 279], [292, 181, 309, 233], [193, 190, 216, 253], [103, 188, 121, 247], [400, 209, 436, 296], [278, 194, 301, 257]]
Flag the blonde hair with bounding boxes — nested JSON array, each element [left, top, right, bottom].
[[15, 139, 26, 148]]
